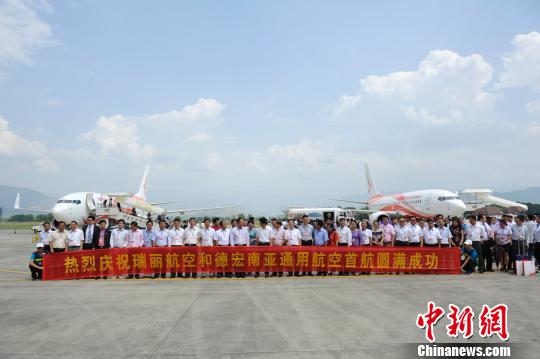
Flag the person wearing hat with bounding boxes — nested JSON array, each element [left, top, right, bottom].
[[29, 243, 45, 280], [461, 240, 478, 274]]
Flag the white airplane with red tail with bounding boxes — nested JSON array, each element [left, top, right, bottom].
[[332, 163, 467, 222]]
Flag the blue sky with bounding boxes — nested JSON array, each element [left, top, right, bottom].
[[0, 0, 539, 214]]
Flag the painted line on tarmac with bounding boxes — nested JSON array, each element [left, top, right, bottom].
[[0, 269, 28, 274]]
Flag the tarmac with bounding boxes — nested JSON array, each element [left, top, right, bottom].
[[0, 229, 539, 359]]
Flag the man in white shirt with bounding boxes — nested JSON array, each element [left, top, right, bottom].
[[511, 215, 529, 273], [466, 215, 486, 273], [271, 220, 285, 277], [198, 218, 216, 278], [407, 217, 423, 247], [394, 217, 409, 246], [256, 217, 272, 277], [67, 221, 84, 251], [167, 218, 185, 278], [38, 221, 53, 253], [525, 215, 536, 260], [424, 220, 441, 247], [214, 220, 233, 278], [153, 219, 170, 278], [533, 217, 540, 271], [110, 219, 129, 248], [230, 218, 249, 278], [336, 218, 352, 275], [50, 221, 68, 253], [437, 219, 454, 248], [298, 215, 314, 246], [126, 221, 144, 279], [336, 218, 352, 246], [284, 219, 302, 277], [183, 217, 200, 278]]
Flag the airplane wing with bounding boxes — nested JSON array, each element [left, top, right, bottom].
[[166, 205, 238, 214], [13, 193, 51, 213], [149, 200, 184, 206], [330, 198, 369, 205]]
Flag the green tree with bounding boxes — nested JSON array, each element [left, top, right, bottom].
[[9, 214, 35, 222]]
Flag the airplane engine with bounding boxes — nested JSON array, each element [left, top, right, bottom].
[[369, 211, 390, 223]]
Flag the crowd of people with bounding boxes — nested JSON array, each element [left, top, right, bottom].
[[28, 213, 540, 280]]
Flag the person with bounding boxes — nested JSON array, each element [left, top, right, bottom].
[[49, 221, 68, 253], [336, 218, 352, 246], [230, 218, 250, 278], [82, 215, 99, 250], [271, 220, 286, 277], [525, 215, 536, 260], [423, 220, 441, 247], [169, 218, 185, 278], [93, 220, 111, 250], [214, 220, 233, 278], [407, 217, 423, 247], [533, 216, 540, 272], [153, 219, 170, 278], [29, 243, 45, 280], [327, 223, 338, 247], [199, 218, 216, 278], [437, 218, 454, 248], [312, 220, 328, 276], [126, 221, 144, 279], [247, 220, 257, 246], [284, 219, 301, 276], [298, 215, 314, 246], [511, 215, 529, 273], [38, 222, 53, 253], [461, 240, 478, 274], [350, 220, 363, 246], [465, 215, 486, 273], [381, 216, 395, 246], [360, 220, 372, 246], [256, 217, 272, 277], [92, 219, 110, 280], [495, 220, 512, 272], [143, 220, 155, 248], [67, 221, 84, 251], [211, 217, 220, 231], [479, 215, 495, 271], [370, 221, 383, 246], [394, 217, 409, 246], [449, 218, 464, 247], [110, 219, 128, 248]]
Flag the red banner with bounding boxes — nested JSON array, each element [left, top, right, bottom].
[[42, 246, 460, 280]]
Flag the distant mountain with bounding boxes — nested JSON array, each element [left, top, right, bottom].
[[493, 187, 540, 204], [0, 185, 55, 218]]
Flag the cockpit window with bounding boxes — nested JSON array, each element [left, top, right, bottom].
[[438, 196, 459, 201]]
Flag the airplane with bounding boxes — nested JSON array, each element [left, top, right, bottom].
[[332, 163, 467, 222], [14, 164, 237, 226]]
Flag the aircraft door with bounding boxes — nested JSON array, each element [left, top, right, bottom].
[[86, 193, 96, 211]]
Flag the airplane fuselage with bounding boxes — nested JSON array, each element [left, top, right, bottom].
[[368, 189, 466, 219]]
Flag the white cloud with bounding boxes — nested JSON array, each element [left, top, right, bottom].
[[185, 133, 211, 143], [497, 32, 540, 91], [0, 115, 46, 155], [0, 0, 54, 69], [332, 50, 494, 126], [79, 114, 156, 161], [146, 98, 225, 129]]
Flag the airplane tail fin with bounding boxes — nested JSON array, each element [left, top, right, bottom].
[[14, 193, 20, 209], [134, 164, 149, 202], [364, 163, 381, 199]]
